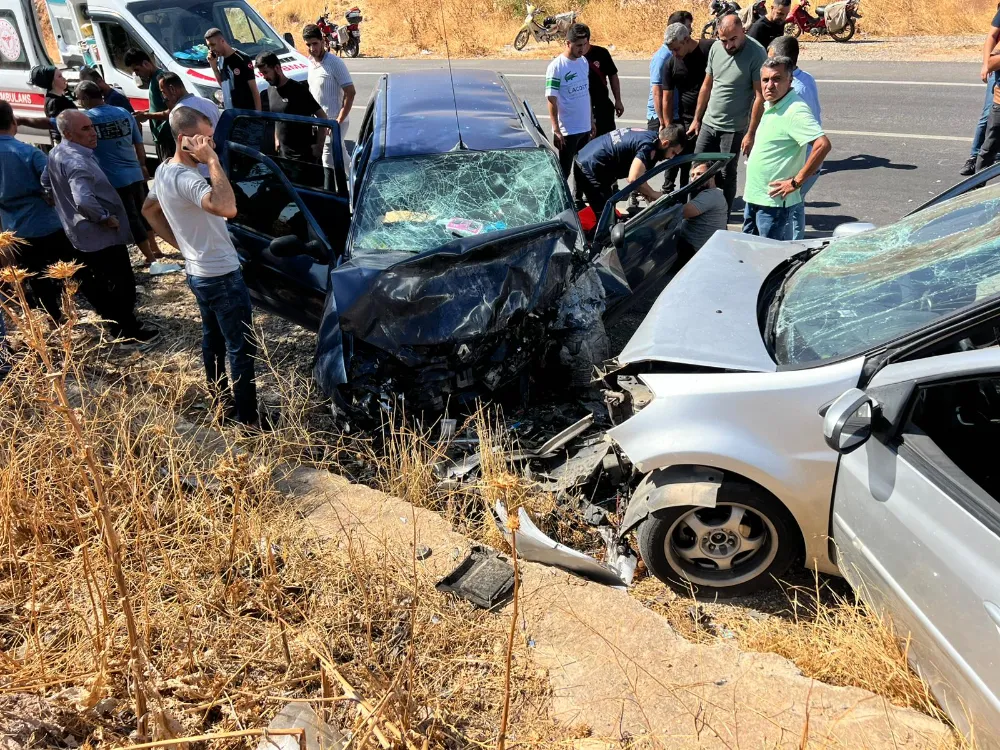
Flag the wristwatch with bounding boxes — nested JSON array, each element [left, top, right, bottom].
[[790, 177, 801, 189]]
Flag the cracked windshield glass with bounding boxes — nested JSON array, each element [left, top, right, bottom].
[[352, 149, 572, 254], [775, 183, 1000, 366], [133, 0, 284, 66]]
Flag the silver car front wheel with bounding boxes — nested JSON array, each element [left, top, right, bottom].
[[637, 482, 800, 597]]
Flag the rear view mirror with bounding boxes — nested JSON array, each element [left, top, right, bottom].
[[823, 388, 875, 454], [610, 222, 625, 249], [283, 31, 295, 46]]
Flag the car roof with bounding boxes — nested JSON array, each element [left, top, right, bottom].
[[380, 69, 539, 158]]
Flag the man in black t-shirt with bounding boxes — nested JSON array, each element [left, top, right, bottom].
[[206, 28, 261, 111], [574, 124, 685, 219], [663, 23, 715, 188], [256, 52, 327, 164], [583, 40, 624, 136], [747, 0, 790, 50]]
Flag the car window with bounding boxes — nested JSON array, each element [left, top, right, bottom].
[[0, 11, 31, 70], [774, 183, 1000, 366], [131, 0, 284, 67], [229, 150, 309, 242], [351, 149, 572, 254], [98, 20, 144, 76]]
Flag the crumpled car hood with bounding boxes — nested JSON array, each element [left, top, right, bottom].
[[617, 231, 808, 373], [313, 216, 581, 399]]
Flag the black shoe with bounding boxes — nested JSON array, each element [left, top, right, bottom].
[[960, 157, 977, 176]]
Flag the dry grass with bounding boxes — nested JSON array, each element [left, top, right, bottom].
[[0, 245, 565, 747]]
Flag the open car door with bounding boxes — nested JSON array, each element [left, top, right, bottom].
[[824, 347, 1000, 745], [215, 109, 351, 331], [592, 153, 733, 323]]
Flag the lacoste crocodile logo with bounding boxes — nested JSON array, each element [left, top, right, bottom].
[[565, 72, 578, 81]]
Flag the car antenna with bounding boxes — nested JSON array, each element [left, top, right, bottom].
[[438, 0, 466, 149]]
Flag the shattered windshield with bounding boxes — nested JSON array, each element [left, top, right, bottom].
[[775, 183, 1000, 366], [351, 149, 572, 254], [132, 0, 284, 67]]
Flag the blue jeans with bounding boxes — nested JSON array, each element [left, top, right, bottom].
[[743, 203, 793, 241], [187, 270, 258, 424], [972, 72, 998, 157], [790, 174, 819, 241]]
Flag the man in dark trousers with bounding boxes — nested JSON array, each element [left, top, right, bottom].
[[747, 0, 791, 49], [574, 124, 685, 219], [205, 29, 261, 111], [662, 22, 714, 188], [42, 110, 157, 341], [255, 52, 327, 164], [584, 36, 624, 136]]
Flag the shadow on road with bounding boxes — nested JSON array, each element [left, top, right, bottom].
[[822, 154, 918, 174], [808, 213, 860, 233]]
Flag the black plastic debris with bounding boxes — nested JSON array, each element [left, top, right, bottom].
[[436, 546, 515, 610]]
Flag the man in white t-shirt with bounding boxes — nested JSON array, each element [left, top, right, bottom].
[[303, 23, 356, 191], [142, 106, 260, 427], [546, 23, 595, 184], [160, 72, 221, 177]]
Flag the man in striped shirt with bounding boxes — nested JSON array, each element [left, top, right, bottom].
[[302, 24, 356, 192]]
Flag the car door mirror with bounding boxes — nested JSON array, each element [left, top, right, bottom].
[[283, 31, 295, 46], [610, 222, 626, 250], [823, 388, 876, 454], [269, 234, 327, 262]]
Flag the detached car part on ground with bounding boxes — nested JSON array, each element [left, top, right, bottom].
[[213, 68, 731, 423]]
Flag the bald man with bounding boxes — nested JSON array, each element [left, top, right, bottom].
[[42, 110, 157, 342]]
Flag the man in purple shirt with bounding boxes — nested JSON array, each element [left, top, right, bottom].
[[42, 110, 157, 342]]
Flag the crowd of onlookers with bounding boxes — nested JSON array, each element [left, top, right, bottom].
[[545, 5, 829, 250], [0, 24, 356, 427]]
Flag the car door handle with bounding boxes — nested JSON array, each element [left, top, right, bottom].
[[985, 601, 1000, 631]]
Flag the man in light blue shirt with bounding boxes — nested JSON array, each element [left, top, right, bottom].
[[647, 11, 691, 130], [769, 35, 821, 240], [0, 101, 74, 320]]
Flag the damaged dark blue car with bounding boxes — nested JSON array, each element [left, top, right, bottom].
[[214, 68, 730, 419]]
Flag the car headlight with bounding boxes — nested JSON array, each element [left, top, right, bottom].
[[193, 83, 224, 107]]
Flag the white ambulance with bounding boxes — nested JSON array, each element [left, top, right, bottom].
[[0, 0, 310, 152]]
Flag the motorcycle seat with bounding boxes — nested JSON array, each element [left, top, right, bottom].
[[815, 5, 826, 15]]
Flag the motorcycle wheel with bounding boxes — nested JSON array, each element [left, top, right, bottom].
[[701, 20, 716, 39], [346, 38, 360, 57], [784, 21, 801, 37], [829, 17, 856, 41], [514, 29, 530, 50]]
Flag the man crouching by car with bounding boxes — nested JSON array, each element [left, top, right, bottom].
[[142, 107, 261, 428], [574, 124, 686, 220]]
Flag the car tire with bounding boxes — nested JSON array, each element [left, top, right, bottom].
[[514, 29, 530, 50], [636, 481, 801, 598]]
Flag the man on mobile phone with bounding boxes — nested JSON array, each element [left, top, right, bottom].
[[142, 108, 261, 427], [205, 28, 261, 112]]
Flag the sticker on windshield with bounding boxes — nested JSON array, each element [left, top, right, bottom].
[[0, 19, 22, 62]]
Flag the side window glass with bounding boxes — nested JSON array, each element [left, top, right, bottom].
[[0, 11, 30, 70], [99, 21, 141, 75], [229, 113, 333, 194], [224, 7, 264, 44], [353, 133, 373, 199], [230, 150, 309, 242]]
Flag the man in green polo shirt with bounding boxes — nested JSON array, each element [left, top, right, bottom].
[[742, 56, 830, 241], [125, 49, 176, 160]]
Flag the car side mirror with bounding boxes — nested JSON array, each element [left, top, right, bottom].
[[823, 388, 875, 454], [610, 222, 625, 250], [283, 31, 296, 46], [269, 235, 327, 262]]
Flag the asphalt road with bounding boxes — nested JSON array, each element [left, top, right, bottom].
[[341, 58, 986, 231]]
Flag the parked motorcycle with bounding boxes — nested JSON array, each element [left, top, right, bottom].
[[315, 6, 363, 57], [701, 0, 766, 39], [513, 4, 578, 50], [784, 0, 860, 42]]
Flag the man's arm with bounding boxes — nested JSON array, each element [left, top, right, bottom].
[[337, 84, 356, 123], [202, 159, 237, 218], [768, 135, 832, 198], [628, 157, 661, 202], [141, 195, 178, 248], [691, 74, 713, 137], [547, 95, 564, 146], [662, 89, 674, 126], [134, 142, 150, 180], [313, 107, 329, 159], [984, 23, 1000, 81], [134, 110, 170, 123], [209, 52, 223, 84], [682, 200, 704, 219], [67, 166, 116, 226], [609, 74, 624, 116], [986, 50, 1000, 75], [251, 81, 262, 112], [651, 84, 664, 124], [741, 79, 765, 156]]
